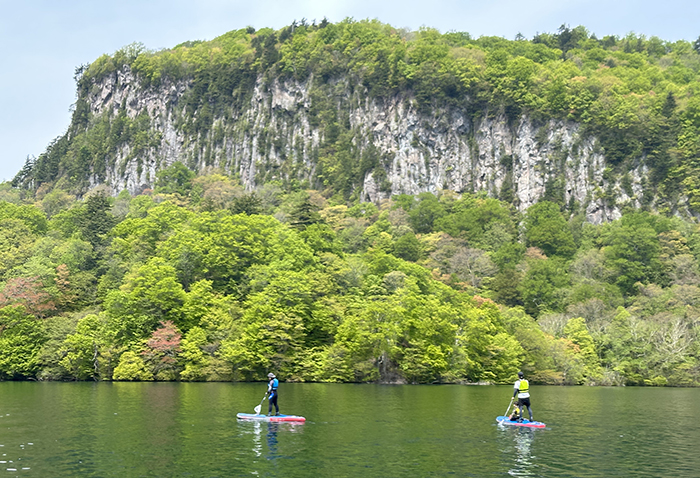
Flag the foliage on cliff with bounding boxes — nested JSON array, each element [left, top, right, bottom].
[[1, 170, 700, 385], [13, 20, 700, 213]]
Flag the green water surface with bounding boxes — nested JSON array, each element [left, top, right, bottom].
[[0, 382, 698, 477]]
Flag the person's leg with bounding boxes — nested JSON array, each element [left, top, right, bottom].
[[523, 398, 533, 420], [268, 395, 273, 415], [517, 399, 524, 420]]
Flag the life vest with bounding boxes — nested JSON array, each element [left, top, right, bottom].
[[518, 379, 529, 394]]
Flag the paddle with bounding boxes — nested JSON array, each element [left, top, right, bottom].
[[253, 393, 268, 415], [504, 397, 514, 417]]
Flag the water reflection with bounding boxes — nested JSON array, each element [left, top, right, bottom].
[[2, 383, 699, 477], [0, 408, 36, 474], [251, 421, 263, 458], [266, 422, 279, 460], [498, 426, 538, 477], [237, 418, 305, 478]]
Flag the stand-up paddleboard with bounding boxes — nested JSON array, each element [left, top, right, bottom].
[[496, 416, 545, 428], [237, 413, 306, 423]]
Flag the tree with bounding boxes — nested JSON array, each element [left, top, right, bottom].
[[0, 202, 48, 234], [155, 162, 195, 196], [288, 193, 322, 230], [502, 307, 560, 382], [41, 189, 76, 218], [142, 320, 182, 380], [180, 326, 210, 381], [53, 264, 78, 311], [0, 276, 56, 318], [392, 294, 457, 383], [221, 270, 314, 378], [0, 219, 36, 280], [603, 213, 664, 294], [104, 258, 186, 344], [112, 351, 153, 381], [110, 201, 193, 263], [563, 317, 602, 382], [599, 307, 653, 385], [523, 201, 576, 259], [448, 247, 497, 288], [556, 24, 588, 54], [162, 213, 316, 294], [192, 174, 239, 211], [409, 192, 446, 234], [78, 193, 117, 249], [434, 196, 515, 249], [519, 257, 570, 317], [492, 268, 523, 306], [58, 314, 108, 380], [230, 193, 263, 215], [0, 306, 46, 379], [393, 232, 422, 262], [449, 298, 520, 383], [300, 223, 343, 255]]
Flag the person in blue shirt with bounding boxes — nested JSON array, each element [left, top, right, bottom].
[[267, 372, 280, 416]]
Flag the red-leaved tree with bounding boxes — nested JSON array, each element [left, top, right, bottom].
[[0, 276, 56, 318], [142, 320, 182, 380]]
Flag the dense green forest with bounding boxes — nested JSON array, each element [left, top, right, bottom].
[[5, 20, 700, 386], [13, 20, 700, 215], [1, 163, 700, 385]]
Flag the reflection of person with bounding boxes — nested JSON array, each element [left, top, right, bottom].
[[266, 422, 279, 460], [267, 372, 279, 416], [513, 371, 533, 421]]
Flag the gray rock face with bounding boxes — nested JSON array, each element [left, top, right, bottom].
[[85, 68, 644, 223]]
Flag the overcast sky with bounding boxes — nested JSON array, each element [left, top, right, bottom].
[[1, 0, 699, 182]]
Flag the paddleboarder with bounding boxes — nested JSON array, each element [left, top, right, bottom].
[[513, 371, 533, 422], [267, 372, 280, 416]]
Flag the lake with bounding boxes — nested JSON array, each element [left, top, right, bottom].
[[0, 382, 698, 477]]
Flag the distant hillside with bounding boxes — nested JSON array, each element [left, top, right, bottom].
[[14, 20, 700, 222], [4, 23, 700, 385]]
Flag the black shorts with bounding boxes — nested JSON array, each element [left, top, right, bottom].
[[518, 397, 531, 408]]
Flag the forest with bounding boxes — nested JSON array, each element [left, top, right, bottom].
[[3, 20, 700, 386], [1, 162, 700, 385]]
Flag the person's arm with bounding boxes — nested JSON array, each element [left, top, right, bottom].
[[513, 380, 519, 398]]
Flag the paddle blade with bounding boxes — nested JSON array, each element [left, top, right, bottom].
[[254, 404, 261, 414]]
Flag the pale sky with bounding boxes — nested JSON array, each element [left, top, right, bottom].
[[1, 0, 699, 182]]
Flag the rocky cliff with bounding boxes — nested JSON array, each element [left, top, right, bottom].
[[80, 65, 642, 224]]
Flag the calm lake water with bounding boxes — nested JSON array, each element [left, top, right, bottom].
[[0, 382, 698, 477]]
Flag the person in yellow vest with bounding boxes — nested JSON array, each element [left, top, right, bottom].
[[513, 371, 533, 422], [508, 403, 521, 421]]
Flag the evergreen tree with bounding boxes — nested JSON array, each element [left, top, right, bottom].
[[289, 194, 322, 230]]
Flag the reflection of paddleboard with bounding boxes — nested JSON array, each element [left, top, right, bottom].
[[237, 413, 306, 423], [496, 416, 545, 428]]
